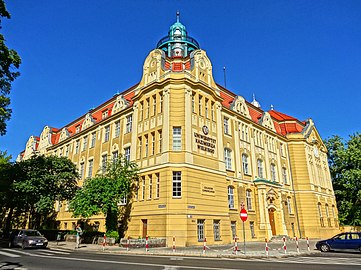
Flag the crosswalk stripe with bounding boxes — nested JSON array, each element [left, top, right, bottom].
[[41, 249, 70, 255], [0, 250, 21, 257], [2, 249, 32, 256]]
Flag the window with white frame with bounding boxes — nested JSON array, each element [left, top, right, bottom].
[[141, 176, 145, 200], [257, 159, 263, 178], [126, 115, 132, 133], [318, 203, 324, 227], [156, 173, 160, 198], [173, 127, 182, 151], [145, 98, 150, 118], [205, 98, 209, 118], [172, 171, 182, 197], [282, 167, 288, 184], [151, 132, 155, 155], [104, 125, 110, 142], [80, 162, 84, 179], [148, 175, 152, 199], [198, 95, 203, 115], [242, 154, 249, 174], [213, 220, 221, 241], [74, 140, 79, 154], [124, 147, 130, 162], [246, 189, 253, 210], [197, 219, 205, 241], [224, 148, 232, 170], [114, 121, 120, 137], [102, 110, 108, 119], [231, 221, 237, 240], [91, 132, 96, 148], [280, 143, 284, 156], [82, 136, 88, 151], [224, 117, 229, 134], [287, 197, 292, 214], [75, 125, 80, 134], [139, 101, 143, 121], [211, 101, 215, 121], [270, 163, 277, 182], [138, 136, 142, 159], [152, 95, 156, 116], [112, 151, 118, 163], [228, 186, 235, 209], [102, 155, 107, 173], [159, 93, 163, 113], [158, 130, 162, 153], [145, 135, 149, 157], [88, 159, 93, 178]]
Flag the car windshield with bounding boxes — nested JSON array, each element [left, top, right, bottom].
[[24, 231, 42, 237]]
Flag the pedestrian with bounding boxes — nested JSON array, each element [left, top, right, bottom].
[[75, 224, 82, 249]]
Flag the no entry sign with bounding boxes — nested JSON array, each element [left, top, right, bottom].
[[240, 208, 248, 222]]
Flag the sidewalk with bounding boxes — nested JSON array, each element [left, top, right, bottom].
[[48, 239, 320, 258]]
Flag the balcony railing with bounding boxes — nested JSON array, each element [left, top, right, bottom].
[[157, 36, 200, 48]]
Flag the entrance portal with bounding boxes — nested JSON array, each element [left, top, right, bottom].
[[142, 219, 148, 238], [268, 209, 276, 236]]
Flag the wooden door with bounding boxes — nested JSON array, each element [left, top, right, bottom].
[[268, 209, 276, 236], [142, 219, 147, 238]]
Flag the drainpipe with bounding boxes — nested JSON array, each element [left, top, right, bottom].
[[286, 144, 302, 238]]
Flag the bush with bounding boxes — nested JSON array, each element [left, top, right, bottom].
[[105, 230, 119, 243]]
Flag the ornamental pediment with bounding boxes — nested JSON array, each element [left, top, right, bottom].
[[59, 128, 70, 142], [82, 113, 96, 129], [259, 112, 276, 132], [230, 96, 251, 119], [112, 95, 129, 114]]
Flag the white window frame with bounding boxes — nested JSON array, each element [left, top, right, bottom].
[[228, 186, 235, 209], [224, 148, 232, 170], [104, 125, 110, 142], [115, 121, 120, 137], [270, 163, 277, 182], [126, 115, 132, 133], [173, 127, 182, 151], [246, 189, 253, 211], [224, 117, 229, 134], [242, 154, 249, 174], [172, 171, 182, 198], [257, 159, 263, 178]]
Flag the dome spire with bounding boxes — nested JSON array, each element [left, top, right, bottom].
[[251, 94, 261, 108], [176, 10, 180, 23]]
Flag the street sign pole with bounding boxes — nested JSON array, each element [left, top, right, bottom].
[[242, 220, 246, 255], [240, 204, 248, 255]]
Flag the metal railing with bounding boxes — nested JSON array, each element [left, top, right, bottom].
[[157, 36, 200, 48]]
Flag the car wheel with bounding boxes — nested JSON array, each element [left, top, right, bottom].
[[320, 244, 330, 252]]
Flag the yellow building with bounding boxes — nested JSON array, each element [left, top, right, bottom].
[[18, 15, 339, 246]]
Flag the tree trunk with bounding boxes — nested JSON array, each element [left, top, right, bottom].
[[4, 207, 13, 235]]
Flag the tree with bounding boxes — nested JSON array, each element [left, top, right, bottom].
[[324, 133, 361, 226], [0, 0, 21, 135], [70, 156, 139, 236], [1, 155, 79, 230]]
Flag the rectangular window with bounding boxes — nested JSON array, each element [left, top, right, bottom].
[[242, 154, 249, 174], [104, 125, 110, 142], [224, 117, 229, 134], [139, 101, 143, 121], [59, 148, 63, 157], [145, 135, 149, 157], [102, 155, 107, 173], [287, 197, 292, 214], [65, 145, 69, 156], [151, 132, 155, 155], [192, 93, 195, 113], [270, 164, 277, 182], [246, 190, 253, 210], [280, 143, 284, 156], [172, 171, 182, 198], [102, 110, 108, 119], [224, 148, 232, 170], [115, 121, 120, 137], [205, 98, 209, 118], [231, 221, 237, 240], [126, 115, 132, 133], [211, 101, 215, 121], [142, 176, 145, 200], [197, 219, 205, 242], [138, 136, 142, 159], [158, 130, 162, 153], [152, 95, 156, 116], [228, 186, 234, 209], [282, 167, 288, 184], [124, 147, 130, 162], [91, 132, 96, 148], [173, 127, 182, 151], [80, 162, 84, 179], [112, 151, 118, 163], [257, 159, 263, 178], [213, 220, 221, 241], [148, 175, 152, 199], [75, 125, 80, 134], [75, 140, 80, 154], [145, 98, 150, 118], [88, 159, 93, 178], [250, 221, 256, 238], [82, 136, 88, 151], [318, 203, 324, 227], [159, 93, 163, 113], [156, 173, 160, 198], [198, 95, 203, 115]]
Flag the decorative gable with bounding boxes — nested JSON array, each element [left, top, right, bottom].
[[230, 96, 251, 119], [59, 128, 70, 142], [38, 126, 53, 153], [259, 112, 276, 132], [112, 95, 129, 114], [82, 113, 96, 130]]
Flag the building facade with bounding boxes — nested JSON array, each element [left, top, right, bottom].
[[18, 16, 340, 246]]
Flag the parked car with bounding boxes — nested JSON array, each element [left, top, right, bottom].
[[316, 232, 361, 252], [9, 229, 48, 249]]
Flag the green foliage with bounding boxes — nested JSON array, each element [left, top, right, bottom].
[[0, 0, 21, 135], [0, 155, 79, 230], [106, 230, 120, 242], [324, 133, 361, 226], [70, 155, 139, 234]]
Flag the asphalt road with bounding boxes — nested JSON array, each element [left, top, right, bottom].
[[0, 247, 360, 270]]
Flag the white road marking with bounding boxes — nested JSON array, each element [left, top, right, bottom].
[[0, 250, 21, 257], [2, 249, 32, 256], [41, 249, 70, 255]]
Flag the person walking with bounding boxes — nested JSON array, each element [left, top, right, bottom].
[[75, 224, 82, 249]]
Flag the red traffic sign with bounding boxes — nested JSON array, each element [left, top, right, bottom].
[[240, 208, 248, 222]]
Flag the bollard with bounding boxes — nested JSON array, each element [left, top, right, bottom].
[[172, 236, 176, 253], [102, 235, 106, 251], [126, 236, 130, 252], [234, 236, 238, 255], [265, 238, 269, 256], [145, 235, 149, 253], [306, 237, 310, 252], [295, 236, 299, 253], [203, 237, 207, 255], [283, 236, 287, 254]]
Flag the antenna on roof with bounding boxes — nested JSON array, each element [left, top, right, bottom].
[[223, 66, 227, 88]]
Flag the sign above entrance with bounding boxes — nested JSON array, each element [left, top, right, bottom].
[[240, 208, 248, 222]]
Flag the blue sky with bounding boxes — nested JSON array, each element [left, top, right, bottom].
[[1, 0, 360, 160]]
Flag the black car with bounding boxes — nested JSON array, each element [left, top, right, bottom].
[[9, 229, 48, 249], [316, 232, 361, 252]]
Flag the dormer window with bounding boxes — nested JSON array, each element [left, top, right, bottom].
[[75, 125, 80, 134], [102, 110, 109, 119]]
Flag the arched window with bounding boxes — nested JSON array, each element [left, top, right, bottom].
[[242, 154, 249, 174], [257, 159, 263, 178], [270, 163, 277, 182], [246, 189, 252, 210], [325, 204, 331, 227], [228, 186, 235, 209], [318, 203, 324, 227], [224, 148, 232, 170]]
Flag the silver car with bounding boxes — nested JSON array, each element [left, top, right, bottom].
[[9, 229, 48, 249]]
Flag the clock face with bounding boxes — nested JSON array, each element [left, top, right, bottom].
[[202, 125, 209, 135]]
